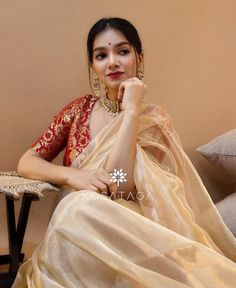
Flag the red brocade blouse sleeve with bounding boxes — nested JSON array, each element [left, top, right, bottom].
[[31, 96, 87, 162]]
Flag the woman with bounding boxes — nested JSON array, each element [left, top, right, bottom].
[[13, 17, 236, 288]]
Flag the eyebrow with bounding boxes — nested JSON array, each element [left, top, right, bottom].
[[93, 41, 131, 53]]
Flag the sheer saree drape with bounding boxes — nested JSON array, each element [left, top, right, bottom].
[[13, 103, 236, 288]]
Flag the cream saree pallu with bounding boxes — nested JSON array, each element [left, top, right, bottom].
[[13, 103, 236, 288]]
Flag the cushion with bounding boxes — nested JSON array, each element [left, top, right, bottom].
[[0, 171, 59, 199], [196, 129, 236, 179], [216, 191, 236, 236]]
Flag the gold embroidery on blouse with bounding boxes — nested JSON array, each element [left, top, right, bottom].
[[64, 114, 71, 123], [69, 149, 78, 162]]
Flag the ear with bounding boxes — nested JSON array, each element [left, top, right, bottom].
[[90, 63, 95, 74], [138, 52, 144, 65]]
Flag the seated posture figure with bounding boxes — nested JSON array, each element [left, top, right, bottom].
[[13, 17, 236, 288]]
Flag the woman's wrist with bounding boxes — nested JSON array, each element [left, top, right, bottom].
[[123, 109, 140, 119], [60, 166, 77, 186]]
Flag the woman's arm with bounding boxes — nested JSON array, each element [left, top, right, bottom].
[[105, 111, 139, 195], [17, 149, 71, 185], [17, 149, 116, 194], [17, 96, 116, 194], [105, 77, 146, 196]]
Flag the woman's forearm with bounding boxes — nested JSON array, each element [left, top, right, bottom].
[[105, 111, 139, 193], [17, 149, 71, 186]]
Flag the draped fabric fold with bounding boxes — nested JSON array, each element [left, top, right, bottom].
[[13, 102, 236, 288]]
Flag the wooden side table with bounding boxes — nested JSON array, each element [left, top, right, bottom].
[[0, 172, 58, 288]]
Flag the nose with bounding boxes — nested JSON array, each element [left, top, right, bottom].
[[107, 53, 119, 69]]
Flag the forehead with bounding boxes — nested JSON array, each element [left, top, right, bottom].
[[93, 28, 129, 49]]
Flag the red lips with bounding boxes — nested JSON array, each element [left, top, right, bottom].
[[107, 71, 124, 76], [107, 72, 124, 79]]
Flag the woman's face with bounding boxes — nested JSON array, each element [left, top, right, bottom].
[[92, 28, 142, 90]]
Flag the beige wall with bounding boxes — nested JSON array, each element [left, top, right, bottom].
[[1, 0, 236, 251]]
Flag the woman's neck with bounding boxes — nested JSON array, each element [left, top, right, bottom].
[[106, 87, 118, 101]]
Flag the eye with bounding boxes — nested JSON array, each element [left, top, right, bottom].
[[119, 49, 130, 55], [95, 53, 106, 60]]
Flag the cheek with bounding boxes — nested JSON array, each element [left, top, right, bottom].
[[125, 55, 137, 71], [93, 62, 105, 74]]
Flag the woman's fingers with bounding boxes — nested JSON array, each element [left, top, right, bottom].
[[98, 173, 117, 195], [95, 169, 118, 196], [87, 184, 99, 193], [117, 82, 125, 102], [108, 182, 117, 195], [91, 179, 109, 194], [73, 169, 118, 196], [117, 77, 147, 112], [87, 183, 108, 195]]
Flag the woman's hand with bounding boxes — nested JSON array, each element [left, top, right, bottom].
[[65, 167, 117, 195], [117, 77, 147, 114]]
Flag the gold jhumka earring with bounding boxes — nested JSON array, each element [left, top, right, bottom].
[[93, 73, 100, 97], [137, 63, 144, 81]]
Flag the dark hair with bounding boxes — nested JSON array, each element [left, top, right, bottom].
[[87, 17, 143, 65]]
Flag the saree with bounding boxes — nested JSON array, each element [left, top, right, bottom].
[[13, 102, 236, 288]]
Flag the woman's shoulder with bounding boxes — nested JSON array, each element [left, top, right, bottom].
[[59, 94, 98, 116], [64, 94, 97, 109]]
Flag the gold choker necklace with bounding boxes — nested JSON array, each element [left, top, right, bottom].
[[99, 97, 120, 117]]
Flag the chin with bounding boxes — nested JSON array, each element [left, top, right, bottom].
[[106, 81, 122, 89]]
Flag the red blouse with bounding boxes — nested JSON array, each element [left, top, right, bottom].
[[31, 94, 98, 167]]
